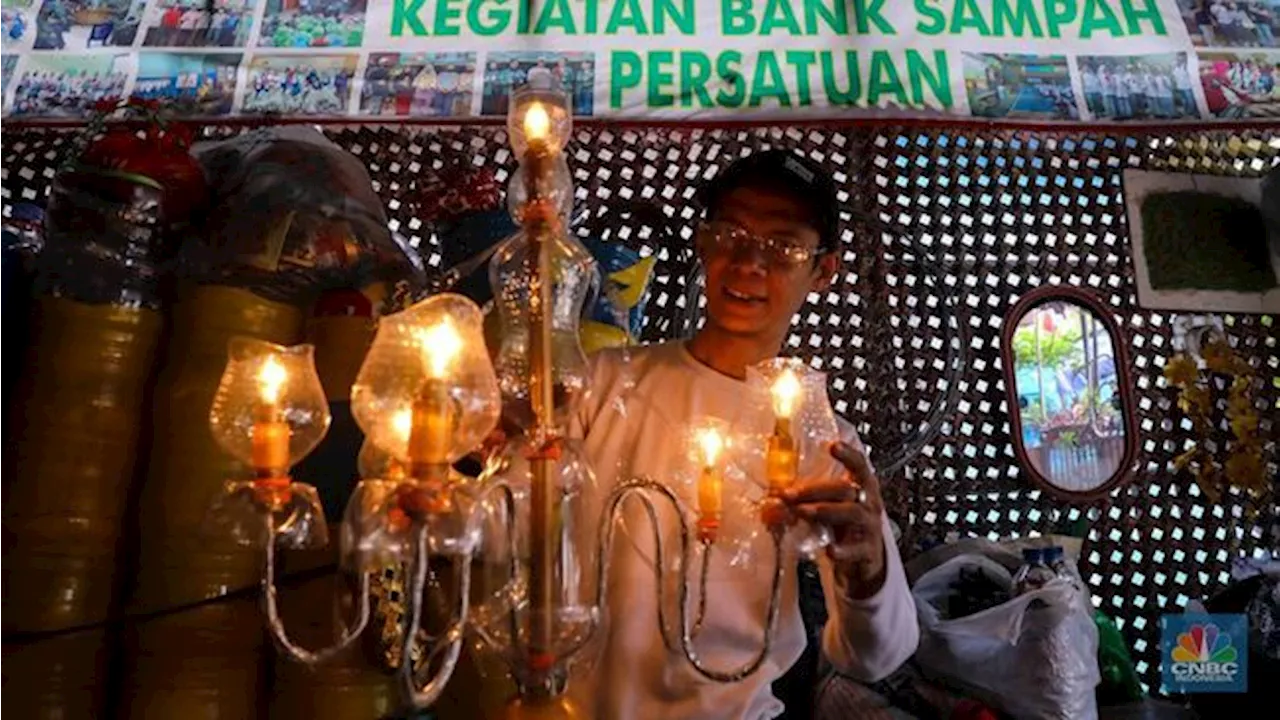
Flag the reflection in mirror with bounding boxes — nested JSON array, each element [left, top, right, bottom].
[[1009, 299, 1126, 494]]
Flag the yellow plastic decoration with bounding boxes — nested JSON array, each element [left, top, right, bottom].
[[1164, 337, 1269, 512], [579, 320, 632, 354]]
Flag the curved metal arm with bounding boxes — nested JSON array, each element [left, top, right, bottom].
[[398, 527, 471, 709], [595, 478, 786, 684], [262, 523, 371, 665], [692, 539, 712, 639]]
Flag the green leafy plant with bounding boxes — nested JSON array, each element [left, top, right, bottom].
[[1012, 322, 1084, 371]]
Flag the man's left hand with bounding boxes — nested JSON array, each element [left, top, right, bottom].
[[782, 442, 888, 599]]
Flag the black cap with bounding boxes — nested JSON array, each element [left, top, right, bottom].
[[698, 149, 840, 253]]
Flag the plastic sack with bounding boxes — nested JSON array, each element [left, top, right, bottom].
[[1186, 573, 1280, 719], [184, 126, 424, 306], [912, 552, 1100, 720], [435, 207, 518, 305]]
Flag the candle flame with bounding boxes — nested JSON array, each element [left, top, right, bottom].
[[419, 319, 463, 378], [392, 408, 413, 443], [524, 102, 550, 141], [696, 426, 724, 467], [258, 355, 287, 405], [771, 368, 802, 419]]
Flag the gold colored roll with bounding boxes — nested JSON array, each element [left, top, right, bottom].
[[494, 694, 585, 720], [2, 628, 109, 720], [269, 560, 397, 720], [272, 306, 394, 720], [306, 314, 375, 401], [122, 285, 304, 720], [3, 298, 163, 718], [432, 560, 520, 720]]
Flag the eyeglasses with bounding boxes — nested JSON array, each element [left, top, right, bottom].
[[695, 221, 818, 268]]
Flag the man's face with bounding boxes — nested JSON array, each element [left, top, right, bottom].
[[699, 185, 838, 339]]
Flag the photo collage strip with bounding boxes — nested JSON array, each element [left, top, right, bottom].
[[1177, 0, 1280, 119], [2, 0, 1278, 120], [958, 2, 1280, 121], [1, 0, 598, 118], [960, 51, 1207, 122]]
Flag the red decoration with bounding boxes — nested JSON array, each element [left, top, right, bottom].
[[951, 700, 999, 720], [414, 167, 502, 223], [77, 98, 208, 224], [312, 289, 374, 318]]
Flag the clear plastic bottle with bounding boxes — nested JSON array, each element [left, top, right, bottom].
[[1013, 547, 1057, 596], [1042, 545, 1082, 595], [1043, 545, 1069, 577]]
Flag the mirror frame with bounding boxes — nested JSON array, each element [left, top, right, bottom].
[[1000, 286, 1139, 502]]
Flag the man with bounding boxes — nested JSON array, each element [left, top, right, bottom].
[[567, 150, 919, 719]]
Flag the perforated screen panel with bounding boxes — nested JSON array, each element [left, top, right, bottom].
[[3, 121, 1277, 694]]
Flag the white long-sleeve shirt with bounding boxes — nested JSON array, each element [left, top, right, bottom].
[[566, 341, 919, 720]]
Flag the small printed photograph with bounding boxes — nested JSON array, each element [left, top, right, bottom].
[[1199, 50, 1280, 117], [3, 0, 36, 50], [241, 52, 355, 115], [140, 0, 256, 48], [1176, 0, 1278, 48], [3, 53, 19, 110], [1077, 53, 1200, 120], [10, 52, 129, 117], [1123, 169, 1279, 314], [33, 0, 145, 50], [361, 52, 476, 117], [131, 52, 239, 116], [962, 53, 1078, 120], [258, 0, 366, 48], [480, 51, 595, 117]]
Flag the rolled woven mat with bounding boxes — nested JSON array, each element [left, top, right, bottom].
[[272, 301, 397, 719], [269, 565, 398, 720], [3, 298, 163, 719], [428, 558, 519, 720], [120, 285, 304, 719], [2, 628, 110, 719]]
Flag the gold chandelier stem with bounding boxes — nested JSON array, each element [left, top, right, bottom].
[[524, 144, 559, 680]]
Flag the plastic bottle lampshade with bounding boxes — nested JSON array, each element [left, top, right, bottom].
[[207, 338, 332, 549], [744, 358, 841, 479], [350, 293, 501, 468], [507, 91, 572, 158], [209, 338, 331, 476]]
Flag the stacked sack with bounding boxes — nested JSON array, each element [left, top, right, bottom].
[[3, 100, 206, 719]]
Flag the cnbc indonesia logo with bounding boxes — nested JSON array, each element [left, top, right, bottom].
[[1168, 622, 1241, 687]]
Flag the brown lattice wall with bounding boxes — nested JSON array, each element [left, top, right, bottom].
[[4, 121, 1277, 694]]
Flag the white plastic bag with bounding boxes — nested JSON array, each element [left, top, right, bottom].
[[912, 553, 1100, 720]]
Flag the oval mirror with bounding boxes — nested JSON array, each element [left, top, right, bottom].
[[1001, 287, 1138, 500]]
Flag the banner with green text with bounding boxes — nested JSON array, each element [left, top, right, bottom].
[[3, 0, 1278, 122]]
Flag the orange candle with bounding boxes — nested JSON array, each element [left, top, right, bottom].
[[695, 426, 725, 539], [524, 102, 550, 153], [252, 355, 290, 476], [408, 378, 454, 467], [765, 369, 802, 495], [407, 320, 462, 477]]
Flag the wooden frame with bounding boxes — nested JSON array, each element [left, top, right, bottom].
[[1000, 286, 1139, 502]]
